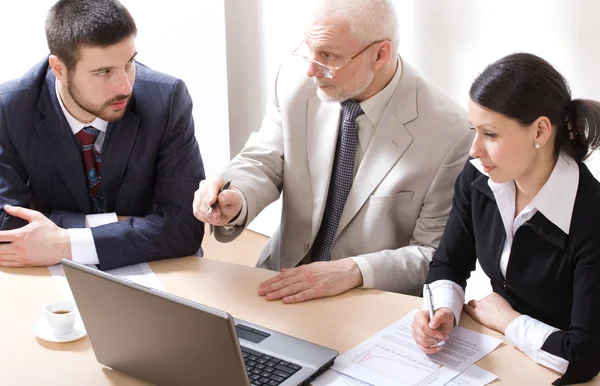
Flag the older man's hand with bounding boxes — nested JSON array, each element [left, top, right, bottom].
[[258, 258, 364, 304], [192, 176, 242, 226]]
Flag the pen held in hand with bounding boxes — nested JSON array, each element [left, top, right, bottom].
[[424, 283, 442, 348], [207, 179, 232, 214]]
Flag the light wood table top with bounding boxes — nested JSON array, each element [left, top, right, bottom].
[[1, 254, 597, 385]]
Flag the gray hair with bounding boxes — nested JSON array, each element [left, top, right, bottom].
[[309, 0, 399, 54]]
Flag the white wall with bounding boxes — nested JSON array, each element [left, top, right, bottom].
[[0, 0, 231, 175], [224, 0, 308, 156], [224, 0, 266, 157], [395, 0, 600, 106]]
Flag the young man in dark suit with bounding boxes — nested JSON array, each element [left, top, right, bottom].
[[0, 0, 205, 270]]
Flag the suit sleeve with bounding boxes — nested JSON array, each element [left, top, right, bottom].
[[213, 68, 285, 242], [0, 102, 32, 230], [361, 131, 475, 294], [542, 225, 600, 385], [425, 157, 479, 288], [91, 80, 206, 270]]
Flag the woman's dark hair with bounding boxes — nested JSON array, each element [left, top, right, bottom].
[[470, 53, 600, 162], [45, 0, 137, 71]]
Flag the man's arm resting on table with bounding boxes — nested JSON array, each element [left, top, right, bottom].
[[68, 213, 120, 265], [90, 79, 205, 271]]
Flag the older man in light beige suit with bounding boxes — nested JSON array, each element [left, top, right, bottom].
[[194, 0, 472, 303]]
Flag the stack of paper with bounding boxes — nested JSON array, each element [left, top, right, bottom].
[[313, 309, 501, 386]]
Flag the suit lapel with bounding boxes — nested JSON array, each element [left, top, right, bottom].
[[336, 108, 412, 236], [470, 173, 505, 278], [472, 174, 495, 201], [101, 104, 140, 211], [336, 59, 419, 237], [35, 70, 92, 212], [306, 96, 342, 239]]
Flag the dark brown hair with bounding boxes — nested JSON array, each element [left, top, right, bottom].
[[470, 53, 600, 161], [45, 0, 137, 71]]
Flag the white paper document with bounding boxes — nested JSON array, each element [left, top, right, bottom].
[[331, 309, 502, 386], [314, 365, 497, 386], [312, 369, 374, 386], [48, 262, 164, 301], [444, 365, 497, 386]]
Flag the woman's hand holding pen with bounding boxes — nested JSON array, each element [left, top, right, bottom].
[[412, 308, 455, 354], [193, 176, 242, 225]]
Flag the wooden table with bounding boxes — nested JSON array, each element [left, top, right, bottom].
[[1, 256, 597, 385]]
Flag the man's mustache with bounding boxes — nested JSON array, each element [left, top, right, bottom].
[[106, 94, 131, 104]]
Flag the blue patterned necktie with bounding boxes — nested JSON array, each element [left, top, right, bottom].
[[312, 99, 364, 262], [76, 126, 104, 213]]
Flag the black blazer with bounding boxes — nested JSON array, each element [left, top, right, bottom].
[[0, 58, 205, 269], [427, 159, 600, 385]]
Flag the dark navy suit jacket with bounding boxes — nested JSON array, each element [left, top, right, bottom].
[[0, 58, 205, 270]]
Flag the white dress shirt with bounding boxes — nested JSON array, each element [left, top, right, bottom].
[[55, 80, 118, 265], [428, 153, 578, 375], [228, 58, 403, 287]]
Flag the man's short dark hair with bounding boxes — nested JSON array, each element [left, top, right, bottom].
[[45, 0, 137, 71]]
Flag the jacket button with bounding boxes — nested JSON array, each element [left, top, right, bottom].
[[503, 280, 507, 289]]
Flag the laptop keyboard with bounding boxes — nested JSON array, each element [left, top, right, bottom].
[[242, 346, 302, 386]]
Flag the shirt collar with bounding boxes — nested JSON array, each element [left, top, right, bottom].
[[358, 55, 402, 127], [470, 153, 579, 234], [55, 80, 108, 134]]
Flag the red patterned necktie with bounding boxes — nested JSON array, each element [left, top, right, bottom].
[[76, 126, 104, 213]]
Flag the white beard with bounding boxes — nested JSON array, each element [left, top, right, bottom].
[[313, 68, 374, 102]]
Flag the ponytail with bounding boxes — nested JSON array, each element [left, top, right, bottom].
[[559, 99, 600, 162]]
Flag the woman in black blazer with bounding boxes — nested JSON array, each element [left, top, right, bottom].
[[411, 53, 600, 385]]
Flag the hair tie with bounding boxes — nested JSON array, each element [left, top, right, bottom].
[[565, 116, 576, 142]]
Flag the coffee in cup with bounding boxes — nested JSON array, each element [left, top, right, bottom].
[[44, 300, 76, 335]]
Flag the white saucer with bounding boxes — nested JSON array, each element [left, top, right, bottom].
[[31, 318, 87, 343]]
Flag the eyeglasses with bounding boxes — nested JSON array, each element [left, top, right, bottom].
[[292, 39, 387, 79]]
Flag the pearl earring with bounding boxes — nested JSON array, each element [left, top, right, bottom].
[[535, 142, 541, 149]]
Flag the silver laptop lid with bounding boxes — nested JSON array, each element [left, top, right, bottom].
[[62, 259, 250, 386]]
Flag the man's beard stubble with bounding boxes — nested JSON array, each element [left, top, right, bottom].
[[66, 74, 131, 122]]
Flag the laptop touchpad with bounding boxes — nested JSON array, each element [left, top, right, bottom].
[[235, 324, 271, 344]]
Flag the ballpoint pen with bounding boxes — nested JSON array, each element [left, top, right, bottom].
[[424, 283, 441, 348], [207, 179, 232, 214]]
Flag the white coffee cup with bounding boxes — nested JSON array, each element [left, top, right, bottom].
[[44, 300, 76, 335]]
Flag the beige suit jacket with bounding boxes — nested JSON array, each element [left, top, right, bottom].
[[216, 57, 473, 295]]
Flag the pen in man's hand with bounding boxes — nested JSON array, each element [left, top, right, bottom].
[[424, 283, 441, 348], [207, 179, 232, 214]]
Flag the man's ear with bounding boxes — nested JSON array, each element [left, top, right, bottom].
[[48, 55, 68, 83], [373, 40, 393, 71]]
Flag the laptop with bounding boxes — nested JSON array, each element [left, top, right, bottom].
[[62, 260, 338, 386]]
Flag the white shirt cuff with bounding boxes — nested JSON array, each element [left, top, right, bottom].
[[85, 212, 118, 228], [350, 256, 374, 288], [505, 315, 568, 374], [68, 213, 119, 266], [68, 228, 100, 265], [423, 280, 465, 326]]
